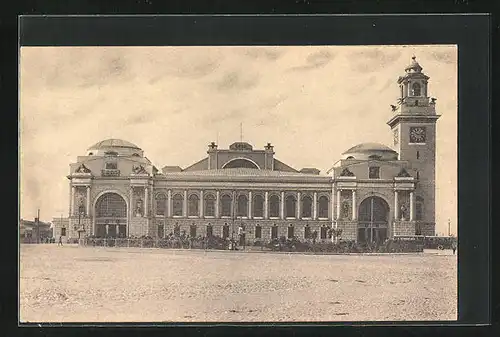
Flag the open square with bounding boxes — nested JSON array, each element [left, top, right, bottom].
[[20, 245, 457, 322]]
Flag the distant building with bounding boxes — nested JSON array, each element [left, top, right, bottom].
[[65, 57, 439, 243], [20, 219, 52, 243], [52, 217, 70, 243]]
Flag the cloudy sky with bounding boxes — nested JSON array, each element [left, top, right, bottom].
[[19, 45, 457, 235]]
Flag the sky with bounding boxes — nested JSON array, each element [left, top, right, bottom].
[[19, 45, 457, 235]]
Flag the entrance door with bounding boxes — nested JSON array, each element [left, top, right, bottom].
[[358, 197, 389, 243], [94, 193, 128, 238]]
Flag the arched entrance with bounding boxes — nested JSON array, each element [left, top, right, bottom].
[[358, 196, 389, 243], [94, 192, 128, 238]]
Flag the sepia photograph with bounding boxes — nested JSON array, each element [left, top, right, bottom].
[[19, 44, 458, 323]]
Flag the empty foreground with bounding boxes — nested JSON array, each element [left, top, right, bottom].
[[20, 245, 457, 323]]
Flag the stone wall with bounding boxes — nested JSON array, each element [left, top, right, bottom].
[[67, 216, 92, 239], [420, 222, 435, 236], [129, 216, 149, 237], [393, 220, 416, 236], [336, 220, 358, 241]]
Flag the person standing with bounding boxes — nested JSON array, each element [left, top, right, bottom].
[[58, 235, 63, 246]]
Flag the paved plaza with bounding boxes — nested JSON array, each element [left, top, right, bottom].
[[20, 244, 457, 323]]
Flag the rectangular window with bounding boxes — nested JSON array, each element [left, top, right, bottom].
[[287, 226, 294, 239], [190, 225, 197, 238], [158, 225, 164, 238], [255, 226, 262, 239], [320, 226, 327, 239], [105, 162, 118, 170], [205, 200, 215, 217], [369, 167, 380, 179], [61, 228, 66, 236]]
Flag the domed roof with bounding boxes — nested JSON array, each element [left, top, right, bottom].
[[88, 139, 141, 150], [405, 56, 423, 72], [343, 142, 396, 155]]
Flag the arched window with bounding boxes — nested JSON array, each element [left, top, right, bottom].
[[285, 195, 296, 218], [287, 225, 295, 239], [269, 195, 280, 218], [157, 224, 164, 238], [271, 224, 278, 239], [222, 223, 230, 239], [95, 193, 127, 218], [320, 226, 328, 239], [318, 196, 329, 219], [302, 195, 312, 218], [221, 194, 232, 217], [188, 194, 199, 216], [253, 194, 264, 218], [172, 194, 183, 216], [237, 194, 248, 217], [255, 225, 262, 239], [204, 194, 215, 217], [304, 225, 311, 239], [412, 82, 421, 96], [416, 196, 424, 221], [155, 193, 167, 216]]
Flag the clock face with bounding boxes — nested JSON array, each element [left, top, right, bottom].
[[409, 127, 426, 143], [393, 129, 399, 145]]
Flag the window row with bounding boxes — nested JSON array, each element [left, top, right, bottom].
[[155, 193, 330, 219], [161, 223, 332, 240]]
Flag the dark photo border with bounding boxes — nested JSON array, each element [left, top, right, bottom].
[[12, 12, 492, 337]]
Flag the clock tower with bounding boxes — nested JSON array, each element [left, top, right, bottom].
[[387, 56, 441, 234]]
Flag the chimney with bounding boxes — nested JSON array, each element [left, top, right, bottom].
[[264, 142, 275, 170], [207, 142, 218, 169]]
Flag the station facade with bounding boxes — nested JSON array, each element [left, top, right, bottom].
[[57, 57, 440, 244]]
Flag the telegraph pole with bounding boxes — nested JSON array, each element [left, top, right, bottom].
[[36, 208, 40, 244], [448, 219, 451, 236]]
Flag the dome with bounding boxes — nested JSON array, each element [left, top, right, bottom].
[[405, 56, 423, 73], [88, 139, 141, 151], [342, 142, 398, 161]]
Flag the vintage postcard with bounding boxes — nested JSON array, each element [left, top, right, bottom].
[[19, 45, 457, 323]]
